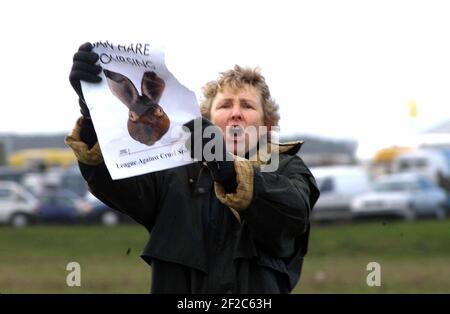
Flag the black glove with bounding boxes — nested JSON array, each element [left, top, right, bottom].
[[69, 42, 102, 117], [183, 117, 238, 193], [79, 118, 98, 149]]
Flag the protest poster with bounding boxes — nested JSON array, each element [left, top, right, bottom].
[[81, 40, 200, 180]]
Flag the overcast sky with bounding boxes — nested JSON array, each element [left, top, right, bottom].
[[1, 0, 449, 158]]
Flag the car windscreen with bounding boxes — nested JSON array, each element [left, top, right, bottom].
[[373, 181, 417, 192], [315, 177, 334, 193]]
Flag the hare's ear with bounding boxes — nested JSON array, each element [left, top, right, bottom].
[[141, 71, 165, 103], [104, 69, 138, 109]]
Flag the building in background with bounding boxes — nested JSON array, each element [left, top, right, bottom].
[[280, 135, 358, 167], [0, 133, 72, 169]]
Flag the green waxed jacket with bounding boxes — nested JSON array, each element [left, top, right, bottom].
[[69, 125, 319, 293]]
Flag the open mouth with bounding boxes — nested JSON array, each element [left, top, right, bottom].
[[227, 125, 244, 137]]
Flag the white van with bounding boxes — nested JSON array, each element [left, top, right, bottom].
[[391, 148, 450, 187], [310, 166, 372, 221], [0, 181, 40, 227]]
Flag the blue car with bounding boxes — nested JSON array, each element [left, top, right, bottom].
[[36, 190, 88, 224]]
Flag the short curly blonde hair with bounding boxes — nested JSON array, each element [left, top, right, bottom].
[[200, 65, 280, 129]]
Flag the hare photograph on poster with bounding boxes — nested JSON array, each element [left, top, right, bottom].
[[104, 69, 170, 146]]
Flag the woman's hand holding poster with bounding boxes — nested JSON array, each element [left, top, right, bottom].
[[81, 40, 200, 180]]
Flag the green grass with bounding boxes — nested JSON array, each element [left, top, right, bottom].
[[1, 219, 450, 293], [295, 219, 450, 293], [0, 225, 150, 293]]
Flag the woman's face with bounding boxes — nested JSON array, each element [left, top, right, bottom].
[[210, 84, 266, 156]]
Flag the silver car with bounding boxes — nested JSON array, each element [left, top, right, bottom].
[[350, 173, 447, 220], [0, 181, 40, 227]]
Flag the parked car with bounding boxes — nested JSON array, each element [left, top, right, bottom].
[[310, 166, 372, 222], [84, 192, 134, 226], [350, 173, 447, 220], [0, 180, 40, 227], [36, 189, 91, 224]]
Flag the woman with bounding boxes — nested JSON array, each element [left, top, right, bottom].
[[66, 42, 319, 293]]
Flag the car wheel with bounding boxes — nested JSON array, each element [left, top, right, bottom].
[[10, 213, 30, 228], [405, 209, 416, 221], [405, 202, 417, 221], [101, 211, 119, 226], [435, 207, 446, 220]]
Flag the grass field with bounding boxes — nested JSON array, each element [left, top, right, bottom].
[[1, 219, 450, 293]]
